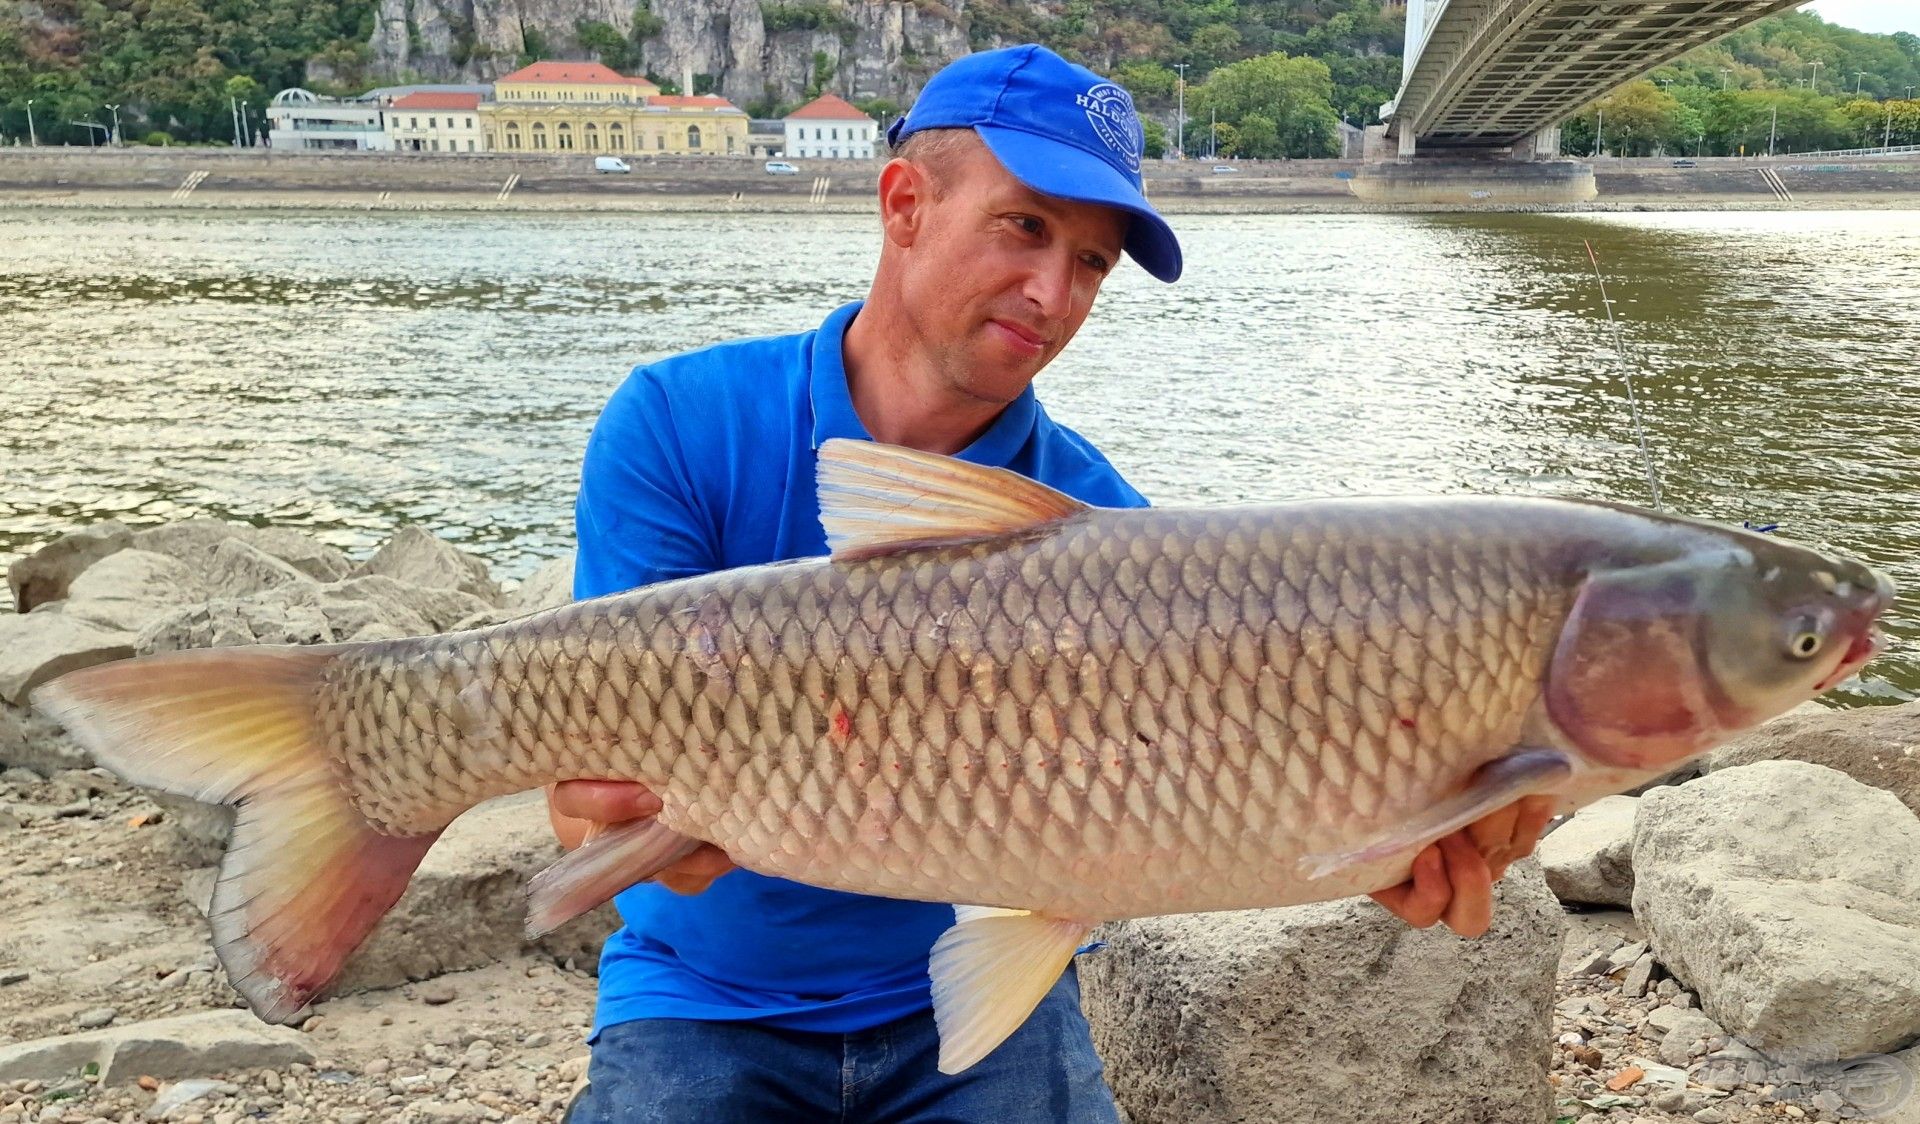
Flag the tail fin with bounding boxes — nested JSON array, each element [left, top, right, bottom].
[[34, 647, 441, 1023]]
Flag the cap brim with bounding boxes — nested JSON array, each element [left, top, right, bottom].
[[975, 125, 1183, 283]]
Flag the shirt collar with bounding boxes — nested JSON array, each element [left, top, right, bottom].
[[808, 300, 1040, 468]]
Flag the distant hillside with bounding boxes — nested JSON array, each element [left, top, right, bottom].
[[1, 0, 1913, 151]]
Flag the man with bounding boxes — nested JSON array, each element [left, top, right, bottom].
[[551, 44, 1557, 1122]]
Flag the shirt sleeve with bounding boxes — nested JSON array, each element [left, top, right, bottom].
[[572, 368, 722, 601]]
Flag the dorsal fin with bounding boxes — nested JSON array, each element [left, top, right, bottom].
[[816, 439, 1091, 562]]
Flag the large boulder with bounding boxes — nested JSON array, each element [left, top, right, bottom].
[[61, 549, 206, 634], [1539, 794, 1637, 907], [348, 526, 500, 605], [1704, 700, 1920, 818], [1633, 761, 1920, 1059], [182, 791, 618, 997], [6, 521, 132, 613], [205, 538, 318, 598], [0, 610, 134, 706], [133, 518, 350, 583], [136, 588, 335, 655], [321, 575, 491, 635], [1080, 861, 1563, 1124], [506, 552, 576, 615], [0, 700, 93, 773], [0, 1010, 313, 1085]]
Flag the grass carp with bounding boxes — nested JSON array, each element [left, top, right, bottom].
[[37, 439, 1893, 1072]]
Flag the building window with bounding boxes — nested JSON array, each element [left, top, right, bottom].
[[831, 127, 838, 140], [687, 124, 701, 149], [726, 133, 735, 154], [532, 123, 547, 150], [430, 139, 439, 151], [466, 139, 475, 151], [429, 117, 437, 128], [585, 123, 599, 150], [609, 125, 624, 151], [558, 123, 574, 149]]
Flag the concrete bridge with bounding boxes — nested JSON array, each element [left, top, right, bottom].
[[1382, 0, 1805, 160]]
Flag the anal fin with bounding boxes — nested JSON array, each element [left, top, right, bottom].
[[525, 816, 701, 937], [1295, 747, 1576, 880], [929, 906, 1093, 1075]]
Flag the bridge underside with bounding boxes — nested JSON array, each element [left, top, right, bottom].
[[1392, 0, 1802, 151]]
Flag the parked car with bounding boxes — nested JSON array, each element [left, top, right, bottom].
[[1211, 164, 1239, 174], [1671, 158, 1698, 168], [764, 160, 800, 175], [594, 157, 631, 174]]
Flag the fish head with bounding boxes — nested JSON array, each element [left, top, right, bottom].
[[1546, 533, 1894, 772]]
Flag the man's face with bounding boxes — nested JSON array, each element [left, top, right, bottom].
[[899, 139, 1130, 407]]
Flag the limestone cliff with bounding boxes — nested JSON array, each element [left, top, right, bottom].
[[343, 0, 972, 108]]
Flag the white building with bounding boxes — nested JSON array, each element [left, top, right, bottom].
[[265, 88, 392, 152], [386, 92, 486, 153], [783, 93, 876, 159]]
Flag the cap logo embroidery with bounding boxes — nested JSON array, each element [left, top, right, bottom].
[[1075, 82, 1143, 173]]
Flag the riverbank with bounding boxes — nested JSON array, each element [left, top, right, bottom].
[[2, 148, 1917, 214]]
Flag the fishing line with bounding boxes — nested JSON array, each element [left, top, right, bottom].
[[1584, 238, 1664, 510]]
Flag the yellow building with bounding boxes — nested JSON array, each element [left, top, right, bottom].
[[479, 61, 749, 156]]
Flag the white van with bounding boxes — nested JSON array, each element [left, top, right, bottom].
[[764, 160, 800, 175], [594, 157, 631, 174]]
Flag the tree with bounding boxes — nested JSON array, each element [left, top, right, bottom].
[[1190, 51, 1341, 158], [576, 20, 632, 74]]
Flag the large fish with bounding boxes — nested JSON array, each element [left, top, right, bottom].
[[37, 440, 1893, 1073]]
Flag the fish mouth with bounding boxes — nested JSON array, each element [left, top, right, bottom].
[[1815, 624, 1887, 693]]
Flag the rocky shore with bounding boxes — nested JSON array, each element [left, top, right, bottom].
[[3, 517, 1918, 1123]]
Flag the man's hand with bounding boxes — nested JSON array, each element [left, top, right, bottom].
[[545, 780, 737, 895], [1366, 795, 1558, 938]]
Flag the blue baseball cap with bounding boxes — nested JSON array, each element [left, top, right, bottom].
[[888, 45, 1183, 283]]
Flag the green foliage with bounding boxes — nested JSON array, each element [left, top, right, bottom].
[[762, 3, 853, 35], [517, 25, 550, 68], [576, 19, 631, 73], [143, 129, 174, 145], [1189, 51, 1341, 158], [1560, 79, 1920, 156], [1141, 115, 1166, 158], [806, 50, 836, 98], [629, 1, 664, 41]]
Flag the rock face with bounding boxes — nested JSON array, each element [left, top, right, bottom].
[[1632, 761, 1920, 1060], [1080, 860, 1564, 1124], [350, 0, 970, 107], [0, 611, 134, 707], [62, 549, 207, 634], [1705, 699, 1920, 818], [348, 525, 501, 605], [506, 552, 575, 615], [0, 1009, 313, 1085], [1538, 794, 1637, 907]]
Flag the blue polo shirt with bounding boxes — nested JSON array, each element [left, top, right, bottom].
[[573, 301, 1147, 1037]]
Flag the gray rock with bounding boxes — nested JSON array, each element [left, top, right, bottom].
[[506, 554, 575, 615], [244, 526, 352, 582], [1632, 761, 1920, 1059], [349, 526, 499, 605], [75, 1007, 116, 1030], [1540, 795, 1638, 907], [62, 550, 206, 634], [205, 539, 317, 598], [1606, 940, 1648, 973], [181, 792, 618, 997], [1080, 860, 1564, 1124], [1622, 952, 1656, 999], [0, 1010, 313, 1085], [6, 521, 132, 613], [1, 700, 93, 773], [134, 519, 350, 583], [144, 1077, 223, 1119], [319, 576, 487, 635], [1705, 700, 1920, 819], [0, 611, 134, 706], [148, 794, 234, 866], [135, 587, 335, 656]]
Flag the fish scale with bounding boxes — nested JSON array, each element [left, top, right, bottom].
[[317, 502, 1573, 919]]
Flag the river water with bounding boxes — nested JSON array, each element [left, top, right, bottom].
[[1, 207, 1915, 704]]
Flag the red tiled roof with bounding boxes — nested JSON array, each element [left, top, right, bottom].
[[390, 92, 481, 110], [649, 94, 741, 110], [497, 61, 651, 86], [785, 93, 869, 121]]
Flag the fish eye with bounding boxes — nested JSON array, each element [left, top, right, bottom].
[[1786, 630, 1824, 660]]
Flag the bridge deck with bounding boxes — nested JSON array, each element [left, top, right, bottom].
[[1399, 0, 1801, 145]]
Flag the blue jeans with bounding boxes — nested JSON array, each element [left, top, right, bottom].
[[564, 967, 1121, 1123]]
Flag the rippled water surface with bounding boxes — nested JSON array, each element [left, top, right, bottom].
[[2, 207, 1916, 702]]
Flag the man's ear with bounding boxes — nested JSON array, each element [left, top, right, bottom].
[[877, 158, 929, 249]]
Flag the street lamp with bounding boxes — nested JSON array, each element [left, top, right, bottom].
[[1719, 68, 1731, 91], [70, 120, 108, 146], [1172, 62, 1187, 159], [1855, 71, 1869, 96], [24, 98, 35, 147], [1809, 60, 1823, 94], [104, 103, 120, 146]]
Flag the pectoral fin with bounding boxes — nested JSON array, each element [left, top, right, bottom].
[[1295, 747, 1576, 880], [928, 906, 1093, 1075], [524, 816, 701, 937]]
